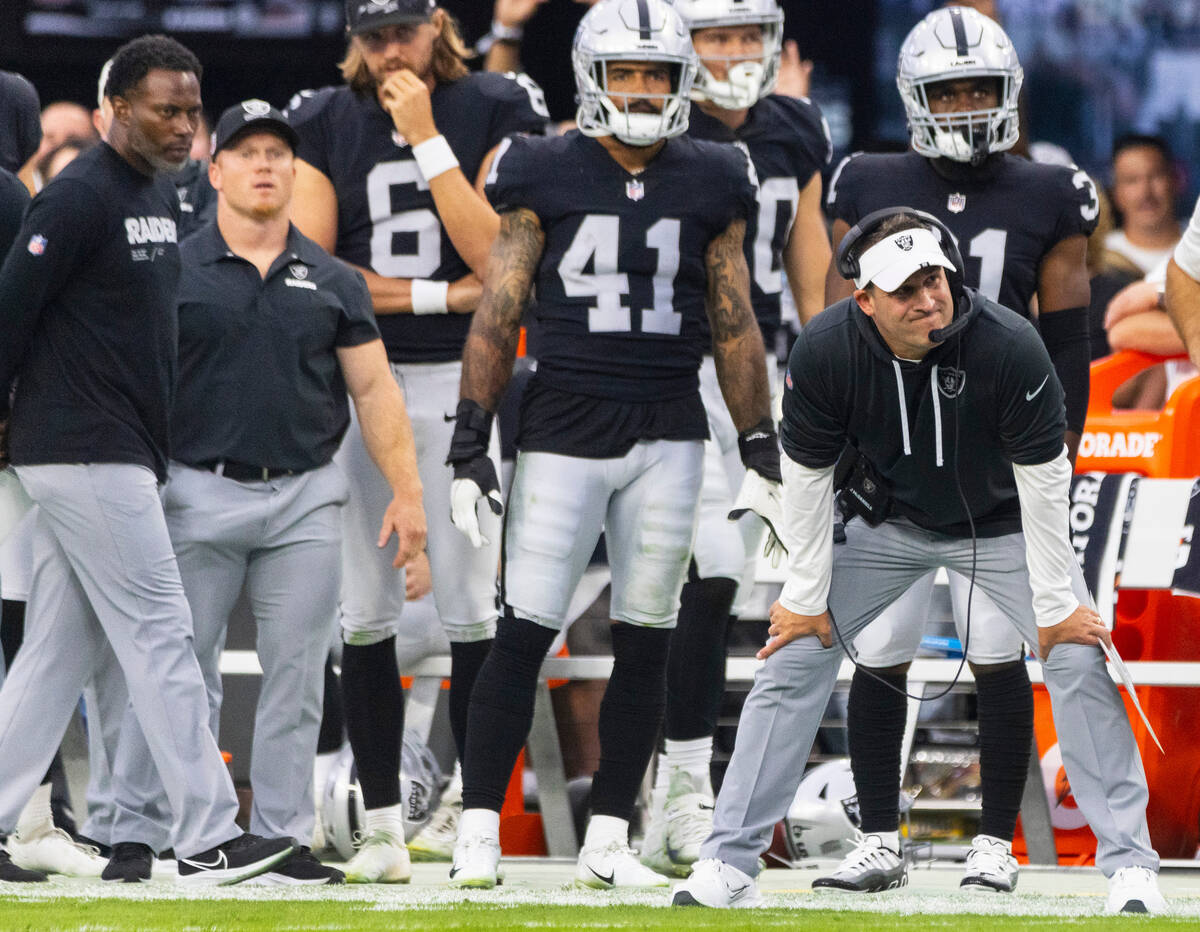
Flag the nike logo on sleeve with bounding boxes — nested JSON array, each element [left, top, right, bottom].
[[1025, 375, 1049, 401]]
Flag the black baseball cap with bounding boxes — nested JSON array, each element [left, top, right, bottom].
[[345, 0, 435, 36], [212, 99, 298, 156]]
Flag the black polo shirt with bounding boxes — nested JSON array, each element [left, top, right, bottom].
[[172, 221, 379, 472], [0, 143, 182, 481]]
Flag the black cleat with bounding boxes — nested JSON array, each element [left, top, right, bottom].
[[102, 842, 154, 882], [0, 849, 48, 883]]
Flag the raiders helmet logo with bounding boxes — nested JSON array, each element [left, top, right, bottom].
[[895, 234, 913, 251], [937, 367, 966, 398], [241, 99, 272, 118], [289, 263, 308, 280], [947, 193, 966, 213]]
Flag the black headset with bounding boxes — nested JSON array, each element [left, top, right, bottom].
[[835, 206, 972, 343]]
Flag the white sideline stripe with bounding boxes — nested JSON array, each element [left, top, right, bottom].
[[219, 650, 1200, 686]]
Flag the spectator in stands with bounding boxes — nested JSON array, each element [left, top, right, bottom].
[[1106, 135, 1182, 275]]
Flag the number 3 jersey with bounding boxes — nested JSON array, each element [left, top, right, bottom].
[[827, 150, 1099, 317], [287, 72, 547, 362], [486, 131, 758, 458]]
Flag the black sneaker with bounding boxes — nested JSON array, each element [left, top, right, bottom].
[[175, 833, 294, 886], [0, 848, 47, 883], [102, 842, 154, 882], [256, 847, 345, 886]]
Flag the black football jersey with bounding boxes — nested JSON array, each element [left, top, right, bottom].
[[487, 131, 757, 456], [688, 94, 830, 344], [288, 72, 547, 362], [827, 150, 1099, 317]]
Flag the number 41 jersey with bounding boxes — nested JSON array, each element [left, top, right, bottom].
[[828, 150, 1099, 317], [487, 131, 758, 458]]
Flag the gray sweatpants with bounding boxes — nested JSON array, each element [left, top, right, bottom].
[[0, 464, 239, 857], [703, 517, 1159, 879], [107, 462, 347, 848]]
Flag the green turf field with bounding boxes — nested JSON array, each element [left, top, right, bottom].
[[0, 900, 1196, 932]]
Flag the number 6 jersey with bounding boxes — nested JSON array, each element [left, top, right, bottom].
[[486, 131, 758, 458], [287, 72, 547, 362]]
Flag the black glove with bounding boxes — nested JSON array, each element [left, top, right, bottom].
[[737, 418, 781, 482], [446, 400, 503, 548]]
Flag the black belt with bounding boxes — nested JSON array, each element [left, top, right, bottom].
[[195, 460, 297, 482]]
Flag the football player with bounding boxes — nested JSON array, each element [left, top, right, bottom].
[[445, 0, 775, 891], [819, 6, 1097, 894], [640, 0, 831, 877], [288, 0, 548, 882]]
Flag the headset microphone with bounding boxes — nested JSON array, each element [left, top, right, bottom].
[[928, 297, 978, 343]]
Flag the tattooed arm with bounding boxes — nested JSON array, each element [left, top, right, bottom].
[[706, 218, 772, 431], [459, 207, 546, 410]]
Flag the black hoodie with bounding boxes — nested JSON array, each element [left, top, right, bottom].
[[782, 287, 1065, 539]]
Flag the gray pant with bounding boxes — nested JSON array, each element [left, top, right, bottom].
[[703, 517, 1159, 879], [108, 462, 347, 847], [0, 464, 238, 857]]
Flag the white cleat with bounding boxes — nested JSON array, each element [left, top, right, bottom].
[[7, 825, 105, 878], [671, 857, 762, 908], [409, 778, 461, 863], [664, 772, 714, 867], [1106, 866, 1167, 915], [343, 830, 411, 884], [960, 834, 1018, 893], [576, 840, 670, 889], [448, 834, 501, 889], [812, 832, 907, 893], [638, 805, 687, 877]]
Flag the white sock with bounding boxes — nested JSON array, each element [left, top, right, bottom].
[[664, 736, 713, 794], [16, 782, 53, 838], [867, 830, 901, 854], [364, 803, 406, 840], [583, 814, 629, 849], [458, 808, 500, 841]]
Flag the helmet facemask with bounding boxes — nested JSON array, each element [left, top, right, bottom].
[[575, 54, 694, 147], [900, 73, 1020, 165], [691, 15, 783, 109]]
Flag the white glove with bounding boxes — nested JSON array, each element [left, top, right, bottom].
[[450, 476, 503, 549], [729, 470, 787, 567]]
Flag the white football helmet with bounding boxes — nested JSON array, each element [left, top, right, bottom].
[[573, 0, 697, 147], [673, 0, 783, 109], [896, 6, 1022, 165], [321, 739, 443, 860], [779, 760, 861, 861]]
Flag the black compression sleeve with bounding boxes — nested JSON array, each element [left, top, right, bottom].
[[1039, 306, 1090, 434]]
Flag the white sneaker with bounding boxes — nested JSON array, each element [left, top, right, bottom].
[[811, 832, 907, 893], [448, 834, 501, 889], [638, 805, 686, 877], [960, 834, 1018, 893], [343, 830, 411, 884], [409, 776, 461, 863], [672, 857, 762, 908], [576, 840, 670, 889], [664, 772, 714, 867], [7, 825, 105, 878], [1106, 866, 1167, 915]]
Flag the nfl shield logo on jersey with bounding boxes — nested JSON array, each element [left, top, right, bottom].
[[625, 179, 645, 202], [27, 234, 46, 256], [947, 193, 966, 213]]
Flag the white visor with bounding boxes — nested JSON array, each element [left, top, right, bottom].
[[854, 226, 957, 292]]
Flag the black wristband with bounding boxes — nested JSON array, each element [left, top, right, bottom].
[[446, 399, 494, 465], [738, 417, 781, 482]]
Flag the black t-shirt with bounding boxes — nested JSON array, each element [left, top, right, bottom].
[[0, 167, 30, 258], [173, 222, 379, 471], [288, 72, 548, 363], [487, 131, 758, 457], [687, 94, 830, 345], [0, 143, 182, 481], [172, 157, 216, 241], [782, 288, 1066, 538], [827, 151, 1099, 317]]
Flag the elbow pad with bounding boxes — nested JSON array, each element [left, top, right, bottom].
[[1039, 306, 1090, 434]]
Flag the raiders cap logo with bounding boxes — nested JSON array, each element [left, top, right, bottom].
[[289, 263, 308, 280], [895, 234, 914, 251], [241, 99, 273, 119]]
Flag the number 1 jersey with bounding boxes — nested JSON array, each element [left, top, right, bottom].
[[486, 131, 757, 457]]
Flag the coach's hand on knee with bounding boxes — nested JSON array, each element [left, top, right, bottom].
[[1037, 604, 1111, 661], [759, 602, 832, 659]]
